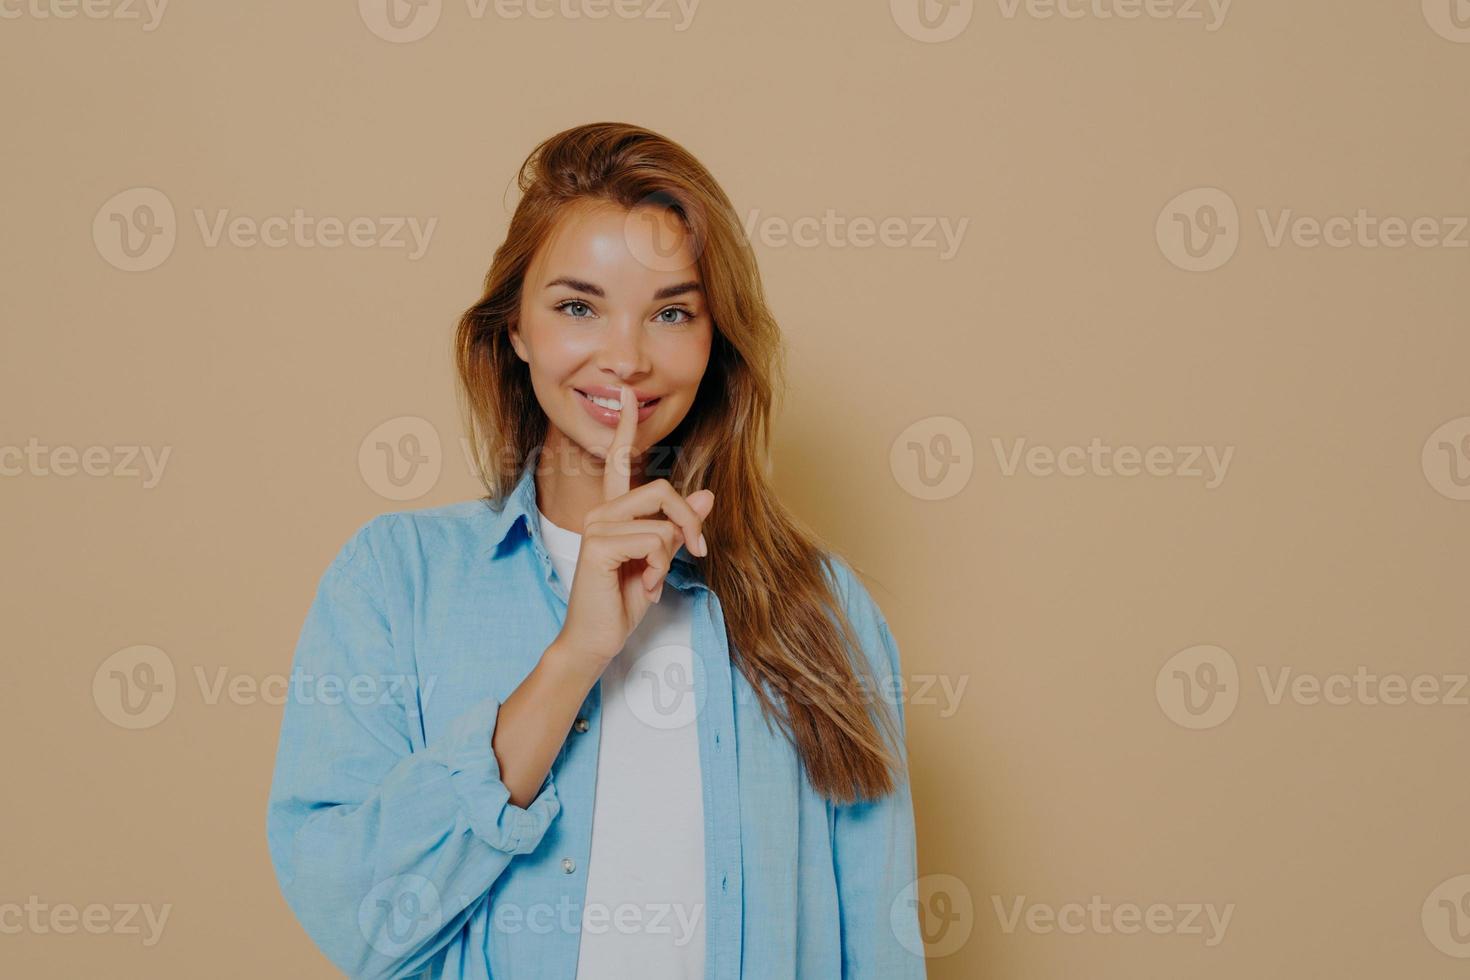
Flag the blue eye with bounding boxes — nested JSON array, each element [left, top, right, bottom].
[[656, 306, 695, 325], [555, 300, 595, 319], [554, 300, 695, 325]]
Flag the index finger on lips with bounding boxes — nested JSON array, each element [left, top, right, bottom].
[[602, 384, 638, 503]]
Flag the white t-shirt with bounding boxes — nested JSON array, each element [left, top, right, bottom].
[[537, 508, 707, 980]]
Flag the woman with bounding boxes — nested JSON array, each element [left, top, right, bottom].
[[266, 122, 927, 980]]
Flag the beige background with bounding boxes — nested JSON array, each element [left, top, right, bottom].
[[4, 1, 1470, 976]]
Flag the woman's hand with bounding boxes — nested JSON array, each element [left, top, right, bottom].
[[554, 384, 715, 668]]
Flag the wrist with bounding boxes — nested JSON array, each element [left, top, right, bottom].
[[543, 638, 610, 687]]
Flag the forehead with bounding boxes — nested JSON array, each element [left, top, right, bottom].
[[531, 198, 701, 293]]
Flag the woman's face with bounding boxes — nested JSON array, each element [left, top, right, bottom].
[[511, 199, 713, 470]]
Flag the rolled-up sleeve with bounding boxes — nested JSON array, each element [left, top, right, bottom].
[[444, 695, 561, 854], [266, 520, 560, 980], [830, 564, 929, 979]]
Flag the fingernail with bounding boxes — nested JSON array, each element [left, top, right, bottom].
[[696, 533, 707, 557], [654, 582, 665, 602]]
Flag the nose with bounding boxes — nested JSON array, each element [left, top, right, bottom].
[[595, 315, 651, 380]]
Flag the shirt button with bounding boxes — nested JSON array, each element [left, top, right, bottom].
[[574, 717, 590, 733], [562, 858, 576, 874]]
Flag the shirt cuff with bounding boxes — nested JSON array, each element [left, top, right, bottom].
[[444, 695, 561, 855]]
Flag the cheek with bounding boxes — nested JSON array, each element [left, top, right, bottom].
[[522, 323, 590, 381], [658, 333, 713, 391]]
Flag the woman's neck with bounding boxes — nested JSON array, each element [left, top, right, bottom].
[[532, 438, 647, 534]]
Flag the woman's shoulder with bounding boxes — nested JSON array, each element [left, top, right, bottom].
[[817, 551, 899, 664], [319, 498, 504, 590], [819, 551, 889, 621]]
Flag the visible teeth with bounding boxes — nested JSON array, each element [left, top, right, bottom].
[[586, 392, 651, 410]]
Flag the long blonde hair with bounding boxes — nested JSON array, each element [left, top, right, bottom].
[[454, 122, 902, 804]]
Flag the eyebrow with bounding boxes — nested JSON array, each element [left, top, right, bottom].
[[543, 276, 702, 301]]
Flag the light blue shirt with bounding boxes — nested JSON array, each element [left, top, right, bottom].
[[266, 461, 929, 979]]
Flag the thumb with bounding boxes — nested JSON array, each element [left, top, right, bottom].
[[688, 489, 715, 518]]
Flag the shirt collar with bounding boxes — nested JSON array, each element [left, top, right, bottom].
[[485, 459, 707, 592]]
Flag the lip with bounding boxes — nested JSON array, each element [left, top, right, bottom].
[[577, 384, 660, 403], [574, 387, 662, 428]]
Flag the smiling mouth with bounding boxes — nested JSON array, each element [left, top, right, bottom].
[[575, 389, 661, 410]]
